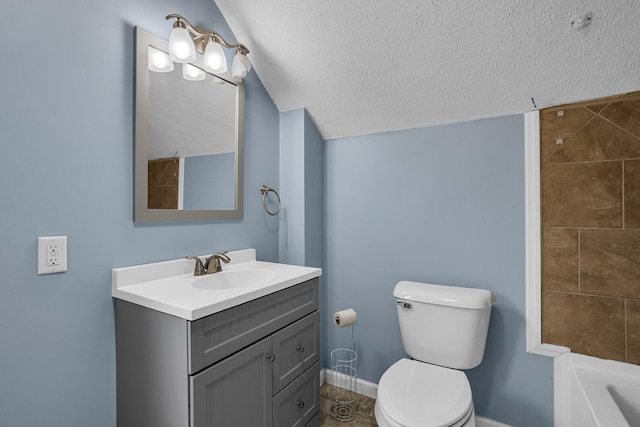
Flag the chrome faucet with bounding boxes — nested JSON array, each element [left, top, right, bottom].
[[186, 251, 231, 276], [204, 251, 230, 273]]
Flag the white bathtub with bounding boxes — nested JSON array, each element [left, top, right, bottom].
[[555, 352, 640, 426]]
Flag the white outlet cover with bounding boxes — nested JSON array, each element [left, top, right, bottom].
[[38, 236, 67, 275]]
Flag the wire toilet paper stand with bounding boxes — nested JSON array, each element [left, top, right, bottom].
[[330, 321, 358, 422]]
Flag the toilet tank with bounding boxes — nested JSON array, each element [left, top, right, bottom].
[[394, 281, 494, 370]]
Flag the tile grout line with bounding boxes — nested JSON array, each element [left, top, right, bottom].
[[624, 299, 628, 363], [541, 107, 599, 165], [577, 228, 581, 294], [543, 158, 636, 167], [622, 160, 625, 229], [596, 111, 640, 143], [544, 289, 640, 302], [543, 226, 629, 230]]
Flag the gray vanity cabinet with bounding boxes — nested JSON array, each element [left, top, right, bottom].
[[115, 278, 320, 427], [191, 312, 321, 427]]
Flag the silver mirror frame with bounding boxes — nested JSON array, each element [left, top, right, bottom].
[[134, 26, 244, 222]]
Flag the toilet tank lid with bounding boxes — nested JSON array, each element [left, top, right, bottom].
[[394, 281, 495, 309]]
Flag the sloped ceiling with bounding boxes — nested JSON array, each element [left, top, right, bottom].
[[215, 0, 640, 140]]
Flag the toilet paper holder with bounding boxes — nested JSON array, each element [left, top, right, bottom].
[[330, 308, 358, 422]]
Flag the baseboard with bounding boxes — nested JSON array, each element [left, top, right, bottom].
[[476, 415, 513, 427], [321, 368, 512, 426], [321, 368, 377, 399]]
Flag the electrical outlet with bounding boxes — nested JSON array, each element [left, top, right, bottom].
[[38, 236, 67, 275], [47, 244, 60, 266]]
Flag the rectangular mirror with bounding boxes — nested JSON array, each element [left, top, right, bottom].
[[134, 26, 244, 221]]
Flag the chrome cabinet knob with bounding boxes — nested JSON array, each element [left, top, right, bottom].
[[296, 345, 305, 353], [297, 400, 305, 409]]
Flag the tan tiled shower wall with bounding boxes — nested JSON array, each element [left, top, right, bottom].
[[148, 158, 179, 209], [541, 91, 640, 365]]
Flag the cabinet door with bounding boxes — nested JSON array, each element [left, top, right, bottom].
[[272, 311, 320, 394], [190, 337, 273, 427]]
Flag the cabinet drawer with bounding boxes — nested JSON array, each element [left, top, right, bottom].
[[272, 311, 320, 394], [273, 362, 320, 427], [304, 411, 320, 427], [189, 278, 319, 374]]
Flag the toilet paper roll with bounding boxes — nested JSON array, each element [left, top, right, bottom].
[[333, 308, 357, 328]]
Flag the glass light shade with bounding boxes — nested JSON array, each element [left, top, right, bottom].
[[231, 52, 252, 79], [169, 26, 196, 63], [148, 46, 174, 72], [204, 40, 227, 73], [182, 63, 206, 81]]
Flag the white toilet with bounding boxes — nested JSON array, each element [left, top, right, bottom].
[[375, 281, 495, 427]]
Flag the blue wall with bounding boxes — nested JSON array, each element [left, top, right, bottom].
[[183, 152, 235, 210], [278, 108, 324, 269], [324, 115, 554, 426], [279, 109, 307, 265], [0, 0, 280, 425], [303, 111, 324, 271]]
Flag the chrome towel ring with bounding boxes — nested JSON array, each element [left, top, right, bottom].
[[261, 185, 281, 216]]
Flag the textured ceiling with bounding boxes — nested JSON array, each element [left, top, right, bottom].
[[215, 0, 640, 140]]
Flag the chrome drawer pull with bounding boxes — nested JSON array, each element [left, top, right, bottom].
[[297, 400, 305, 409], [296, 345, 305, 353]]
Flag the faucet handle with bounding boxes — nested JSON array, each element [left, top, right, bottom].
[[185, 256, 206, 276], [203, 251, 231, 273]]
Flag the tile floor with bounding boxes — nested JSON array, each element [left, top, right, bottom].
[[319, 383, 378, 426]]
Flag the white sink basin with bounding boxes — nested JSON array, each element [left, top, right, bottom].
[[192, 269, 277, 290]]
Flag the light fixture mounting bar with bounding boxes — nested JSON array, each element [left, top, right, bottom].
[[165, 14, 250, 55]]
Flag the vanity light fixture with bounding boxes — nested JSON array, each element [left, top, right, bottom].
[[168, 19, 197, 63], [166, 14, 252, 80], [231, 48, 251, 79]]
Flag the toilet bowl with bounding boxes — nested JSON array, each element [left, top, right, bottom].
[[374, 359, 475, 427], [374, 281, 494, 427]]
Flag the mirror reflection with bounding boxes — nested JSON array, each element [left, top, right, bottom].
[[134, 27, 244, 222], [147, 63, 236, 210]]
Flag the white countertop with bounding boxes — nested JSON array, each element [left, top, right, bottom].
[[112, 249, 322, 321]]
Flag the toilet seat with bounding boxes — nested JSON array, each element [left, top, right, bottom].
[[376, 359, 474, 427], [375, 399, 474, 427]]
